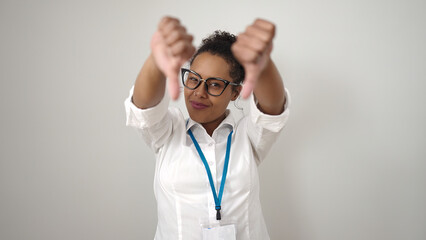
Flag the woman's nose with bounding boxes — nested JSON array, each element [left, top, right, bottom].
[[194, 81, 208, 97]]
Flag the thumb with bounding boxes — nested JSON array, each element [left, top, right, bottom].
[[166, 66, 181, 100], [241, 68, 259, 99], [168, 56, 191, 100]]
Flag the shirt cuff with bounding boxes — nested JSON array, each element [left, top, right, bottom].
[[249, 88, 291, 132], [124, 86, 170, 129]]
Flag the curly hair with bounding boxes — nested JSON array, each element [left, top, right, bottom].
[[190, 31, 245, 86]]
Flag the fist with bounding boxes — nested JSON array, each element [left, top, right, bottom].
[[151, 16, 195, 100], [231, 19, 276, 99]]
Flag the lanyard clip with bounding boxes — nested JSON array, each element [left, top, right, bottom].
[[215, 206, 221, 220]]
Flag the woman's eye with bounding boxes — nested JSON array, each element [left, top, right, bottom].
[[209, 82, 223, 89], [189, 77, 199, 82]]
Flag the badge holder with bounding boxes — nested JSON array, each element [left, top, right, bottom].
[[200, 217, 237, 240]]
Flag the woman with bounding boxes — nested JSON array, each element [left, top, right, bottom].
[[125, 16, 290, 240]]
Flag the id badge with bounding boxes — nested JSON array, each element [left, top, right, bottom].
[[202, 224, 236, 240], [200, 218, 236, 240]]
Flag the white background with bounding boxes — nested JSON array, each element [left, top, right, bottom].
[[0, 0, 425, 239]]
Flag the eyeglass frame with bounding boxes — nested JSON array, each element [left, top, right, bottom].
[[181, 68, 241, 96]]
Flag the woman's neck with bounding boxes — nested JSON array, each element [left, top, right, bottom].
[[201, 113, 227, 137]]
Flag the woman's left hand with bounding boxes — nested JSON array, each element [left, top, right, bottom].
[[231, 19, 276, 99]]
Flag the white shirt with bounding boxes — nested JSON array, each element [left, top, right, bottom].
[[124, 87, 290, 240]]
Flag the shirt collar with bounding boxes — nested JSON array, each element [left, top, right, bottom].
[[186, 109, 235, 133]]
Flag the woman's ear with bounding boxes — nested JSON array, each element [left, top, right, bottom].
[[231, 86, 242, 101]]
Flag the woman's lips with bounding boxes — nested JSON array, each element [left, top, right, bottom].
[[190, 101, 208, 110]]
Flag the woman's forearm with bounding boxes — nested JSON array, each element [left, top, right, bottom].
[[253, 59, 286, 115], [132, 53, 167, 109]]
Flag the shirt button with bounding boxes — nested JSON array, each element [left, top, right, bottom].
[[208, 142, 214, 147]]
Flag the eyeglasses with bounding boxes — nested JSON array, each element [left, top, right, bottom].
[[181, 68, 241, 96]]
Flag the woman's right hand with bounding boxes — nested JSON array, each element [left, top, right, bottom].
[[151, 16, 195, 100]]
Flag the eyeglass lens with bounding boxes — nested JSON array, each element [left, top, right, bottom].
[[183, 71, 227, 96]]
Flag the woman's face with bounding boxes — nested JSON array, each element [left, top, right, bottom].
[[184, 52, 240, 129]]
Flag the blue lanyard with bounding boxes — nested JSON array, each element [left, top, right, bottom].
[[187, 129, 233, 220]]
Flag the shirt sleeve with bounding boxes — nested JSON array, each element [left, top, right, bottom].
[[246, 88, 291, 164], [124, 86, 173, 153]]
